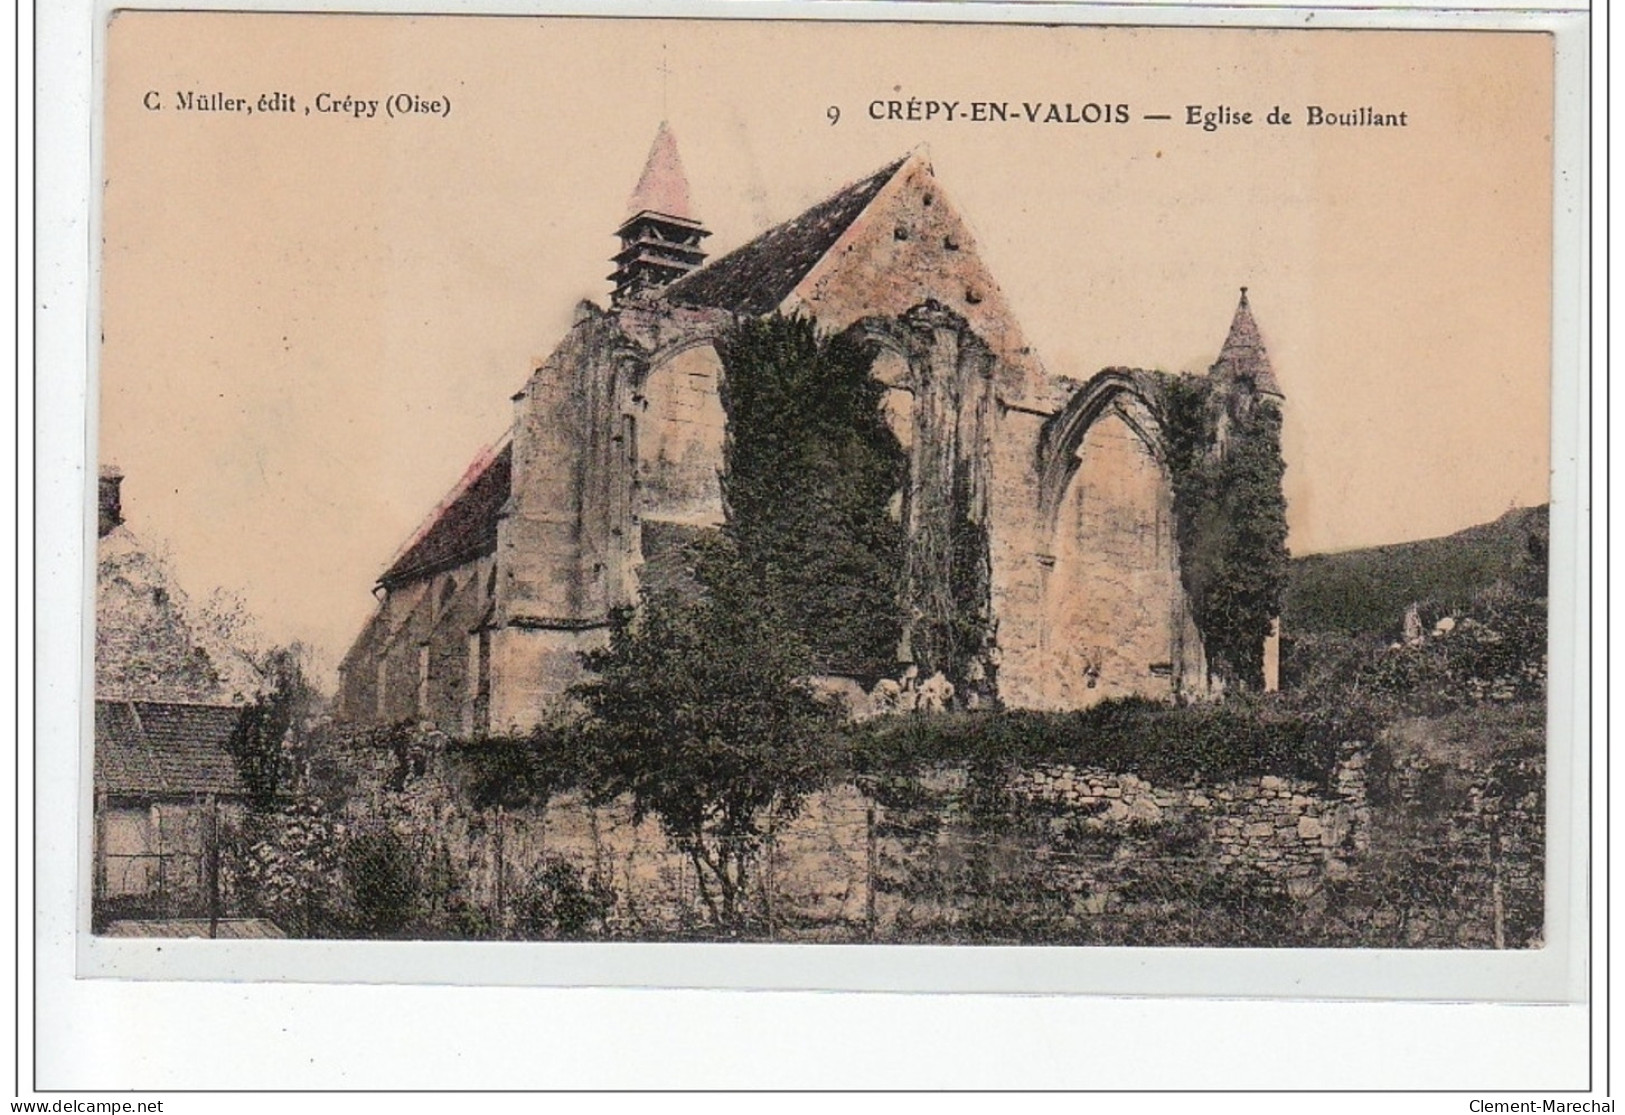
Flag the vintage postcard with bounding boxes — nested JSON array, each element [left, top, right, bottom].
[[85, 8, 1578, 985]]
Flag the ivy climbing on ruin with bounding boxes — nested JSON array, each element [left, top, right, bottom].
[[713, 313, 910, 680], [1158, 374, 1291, 691]]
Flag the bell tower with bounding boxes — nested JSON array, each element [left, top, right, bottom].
[[610, 122, 710, 305]]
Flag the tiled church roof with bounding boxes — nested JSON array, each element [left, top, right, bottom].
[[663, 156, 908, 315], [379, 441, 511, 589]]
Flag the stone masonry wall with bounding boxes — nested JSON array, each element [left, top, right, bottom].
[[1007, 754, 1368, 897], [338, 732, 1371, 939]]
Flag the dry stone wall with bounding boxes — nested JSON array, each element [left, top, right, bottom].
[[1007, 752, 1369, 897], [333, 730, 1372, 939]]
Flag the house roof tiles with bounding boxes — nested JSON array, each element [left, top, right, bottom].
[[94, 699, 248, 800]]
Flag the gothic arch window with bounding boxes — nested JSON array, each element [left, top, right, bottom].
[[632, 342, 728, 528], [1036, 374, 1181, 709]]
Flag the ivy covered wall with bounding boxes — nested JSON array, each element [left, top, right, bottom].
[[1158, 372, 1290, 691]]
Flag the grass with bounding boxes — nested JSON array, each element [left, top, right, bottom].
[[1283, 504, 1547, 637]]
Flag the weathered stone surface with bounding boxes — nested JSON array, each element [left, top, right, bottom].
[[338, 148, 1284, 735]]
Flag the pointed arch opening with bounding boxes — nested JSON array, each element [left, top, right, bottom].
[[1035, 372, 1196, 709]]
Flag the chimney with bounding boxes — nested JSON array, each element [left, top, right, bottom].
[[98, 465, 123, 537]]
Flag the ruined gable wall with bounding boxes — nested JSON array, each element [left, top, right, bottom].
[[789, 163, 1226, 712], [780, 162, 1067, 695], [502, 304, 641, 629], [785, 156, 1055, 408]]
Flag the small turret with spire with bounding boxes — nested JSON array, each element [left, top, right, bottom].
[[610, 122, 710, 305], [1210, 287, 1283, 400], [1206, 287, 1284, 456]]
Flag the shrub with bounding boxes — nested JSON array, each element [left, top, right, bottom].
[[340, 826, 421, 938], [714, 313, 907, 680], [448, 717, 586, 811], [1159, 375, 1290, 690], [222, 795, 343, 937], [849, 697, 1337, 787], [513, 856, 616, 940], [575, 590, 843, 931]]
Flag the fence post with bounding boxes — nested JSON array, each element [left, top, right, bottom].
[[153, 804, 167, 918], [493, 804, 506, 935], [205, 795, 220, 939], [1490, 816, 1506, 949], [866, 799, 878, 941], [764, 806, 776, 941], [93, 790, 108, 928]]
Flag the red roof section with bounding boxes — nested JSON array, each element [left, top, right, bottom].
[[379, 441, 511, 589], [625, 121, 698, 223]]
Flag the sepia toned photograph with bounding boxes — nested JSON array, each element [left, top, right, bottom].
[[90, 11, 1559, 951]]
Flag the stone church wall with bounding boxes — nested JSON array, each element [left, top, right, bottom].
[[1038, 406, 1185, 708], [502, 305, 640, 630], [335, 556, 497, 735], [634, 342, 727, 528], [340, 152, 1233, 732]]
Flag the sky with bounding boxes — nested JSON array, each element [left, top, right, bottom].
[[99, 14, 1556, 685]]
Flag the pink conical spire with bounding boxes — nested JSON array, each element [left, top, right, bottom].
[[625, 121, 697, 222]]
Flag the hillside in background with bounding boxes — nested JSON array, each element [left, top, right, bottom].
[[1282, 504, 1549, 638]]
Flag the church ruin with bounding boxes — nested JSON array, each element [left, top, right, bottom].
[[336, 124, 1285, 736]]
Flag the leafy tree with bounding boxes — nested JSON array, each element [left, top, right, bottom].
[[574, 585, 842, 932], [714, 314, 907, 680], [222, 793, 344, 937], [227, 645, 318, 812], [569, 315, 903, 931], [513, 856, 617, 940]]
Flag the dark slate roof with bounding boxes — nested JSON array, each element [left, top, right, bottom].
[[380, 442, 511, 589], [663, 156, 909, 315], [1211, 288, 1283, 397], [95, 699, 247, 799]]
